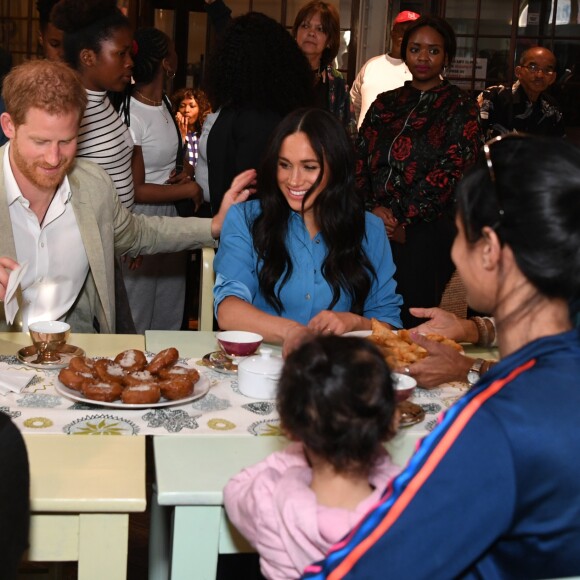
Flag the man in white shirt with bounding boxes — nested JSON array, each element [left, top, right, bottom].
[[0, 59, 250, 332], [350, 10, 420, 129]]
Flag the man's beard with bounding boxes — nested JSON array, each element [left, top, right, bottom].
[[11, 139, 74, 192]]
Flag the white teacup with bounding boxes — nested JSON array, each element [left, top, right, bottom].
[[28, 321, 71, 364]]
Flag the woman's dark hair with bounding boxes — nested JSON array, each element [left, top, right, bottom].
[[401, 14, 457, 65], [204, 12, 312, 115], [51, 0, 130, 70], [252, 107, 376, 314], [170, 87, 212, 134], [132, 27, 170, 85], [278, 336, 397, 476], [292, 1, 341, 69], [457, 135, 580, 304], [36, 0, 59, 28]]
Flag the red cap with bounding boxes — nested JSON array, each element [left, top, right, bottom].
[[393, 10, 420, 25]]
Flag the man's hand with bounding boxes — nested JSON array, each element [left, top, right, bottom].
[[211, 169, 257, 238], [409, 307, 478, 343], [0, 257, 19, 301]]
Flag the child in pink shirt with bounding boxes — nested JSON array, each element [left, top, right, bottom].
[[224, 336, 401, 580]]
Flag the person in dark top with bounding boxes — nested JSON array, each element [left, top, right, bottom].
[[0, 412, 29, 580], [356, 15, 482, 328], [201, 12, 312, 216], [478, 46, 565, 138], [304, 134, 580, 580]]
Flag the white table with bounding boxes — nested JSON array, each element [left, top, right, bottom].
[[146, 330, 492, 580], [0, 333, 147, 580]]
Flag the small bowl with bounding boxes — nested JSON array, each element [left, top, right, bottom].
[[216, 331, 263, 358], [392, 372, 417, 402], [238, 348, 283, 399]]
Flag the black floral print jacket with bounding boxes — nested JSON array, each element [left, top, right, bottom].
[[356, 80, 482, 224]]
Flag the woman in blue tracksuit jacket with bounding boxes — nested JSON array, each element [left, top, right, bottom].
[[303, 135, 580, 579]]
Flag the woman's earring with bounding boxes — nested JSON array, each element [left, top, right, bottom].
[[166, 69, 176, 80]]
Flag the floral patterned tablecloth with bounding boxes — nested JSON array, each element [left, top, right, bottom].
[[0, 353, 470, 437]]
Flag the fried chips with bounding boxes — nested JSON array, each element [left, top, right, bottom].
[[368, 319, 462, 370]]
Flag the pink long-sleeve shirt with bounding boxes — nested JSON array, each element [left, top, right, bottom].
[[223, 442, 401, 580]]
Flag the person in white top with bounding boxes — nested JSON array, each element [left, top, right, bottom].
[[350, 10, 420, 129]]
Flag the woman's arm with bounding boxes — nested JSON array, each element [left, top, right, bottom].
[[217, 296, 311, 349], [131, 146, 203, 209]]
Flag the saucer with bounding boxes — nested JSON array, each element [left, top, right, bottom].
[[200, 351, 238, 375], [398, 401, 425, 428], [17, 344, 86, 370]]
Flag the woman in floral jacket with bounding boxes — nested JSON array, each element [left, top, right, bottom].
[[356, 15, 482, 327]]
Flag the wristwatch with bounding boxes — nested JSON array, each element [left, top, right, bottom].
[[467, 358, 485, 387]]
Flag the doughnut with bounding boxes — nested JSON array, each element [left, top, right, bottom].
[[122, 370, 155, 387], [158, 366, 200, 384], [58, 368, 95, 392], [114, 349, 147, 373], [146, 347, 179, 375], [159, 376, 195, 400], [121, 384, 161, 405], [94, 359, 126, 384], [81, 381, 123, 402], [68, 356, 95, 375]]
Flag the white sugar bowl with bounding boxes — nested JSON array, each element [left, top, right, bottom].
[[237, 348, 283, 399]]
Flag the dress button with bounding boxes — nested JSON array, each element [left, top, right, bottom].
[[305, 293, 311, 301], [40, 242, 45, 248]]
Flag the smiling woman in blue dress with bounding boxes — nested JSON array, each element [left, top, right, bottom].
[[214, 108, 402, 355]]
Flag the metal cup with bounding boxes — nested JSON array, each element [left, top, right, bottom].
[[28, 321, 71, 364]]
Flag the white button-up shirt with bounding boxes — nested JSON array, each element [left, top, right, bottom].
[[4, 145, 89, 329]]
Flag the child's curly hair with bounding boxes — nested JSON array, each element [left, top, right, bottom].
[[277, 336, 397, 476]]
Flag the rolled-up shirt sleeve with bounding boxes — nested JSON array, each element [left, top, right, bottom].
[[213, 203, 258, 317], [362, 213, 403, 328]]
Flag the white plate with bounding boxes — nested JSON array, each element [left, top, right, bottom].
[[56, 375, 210, 409], [342, 330, 372, 338]]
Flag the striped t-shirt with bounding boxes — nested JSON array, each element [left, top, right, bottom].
[[76, 89, 135, 210]]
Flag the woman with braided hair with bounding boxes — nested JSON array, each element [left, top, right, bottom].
[[121, 27, 225, 332]]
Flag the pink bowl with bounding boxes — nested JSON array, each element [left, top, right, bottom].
[[216, 331, 263, 357], [392, 373, 417, 402]]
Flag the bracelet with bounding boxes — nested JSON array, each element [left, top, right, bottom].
[[469, 316, 488, 346], [480, 359, 497, 374]]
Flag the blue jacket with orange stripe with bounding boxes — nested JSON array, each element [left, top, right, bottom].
[[303, 329, 580, 579]]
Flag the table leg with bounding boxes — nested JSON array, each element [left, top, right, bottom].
[[78, 513, 129, 580], [149, 487, 171, 580], [170, 506, 221, 580]]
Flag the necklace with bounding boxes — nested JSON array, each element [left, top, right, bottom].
[[134, 89, 163, 106], [134, 89, 168, 123]]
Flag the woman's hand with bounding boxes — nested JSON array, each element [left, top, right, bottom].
[[175, 111, 188, 141], [372, 206, 398, 235], [0, 257, 19, 300], [409, 307, 478, 343], [308, 311, 368, 336], [211, 169, 257, 238], [282, 325, 315, 358], [403, 331, 473, 388]]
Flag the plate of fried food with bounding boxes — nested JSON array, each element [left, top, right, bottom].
[[364, 319, 463, 370], [56, 347, 209, 408]]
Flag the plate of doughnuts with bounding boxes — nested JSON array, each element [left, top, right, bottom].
[[56, 347, 210, 409]]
